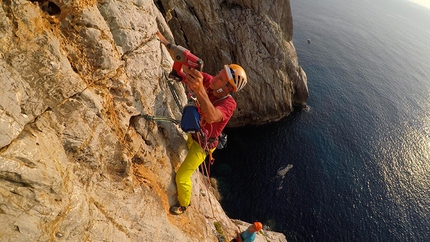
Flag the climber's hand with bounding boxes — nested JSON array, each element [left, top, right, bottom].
[[183, 66, 204, 93]]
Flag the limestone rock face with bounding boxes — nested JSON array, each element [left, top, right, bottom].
[[0, 0, 293, 241], [157, 0, 308, 126]]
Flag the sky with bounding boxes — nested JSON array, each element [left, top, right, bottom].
[[409, 0, 430, 9]]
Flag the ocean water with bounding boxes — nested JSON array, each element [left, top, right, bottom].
[[211, 0, 430, 241]]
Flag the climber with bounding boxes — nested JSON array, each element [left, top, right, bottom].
[[231, 222, 263, 242], [156, 32, 248, 215]]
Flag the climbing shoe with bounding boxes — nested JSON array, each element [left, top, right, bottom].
[[170, 205, 187, 215]]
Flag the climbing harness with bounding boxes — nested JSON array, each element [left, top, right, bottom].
[[198, 95, 231, 164]]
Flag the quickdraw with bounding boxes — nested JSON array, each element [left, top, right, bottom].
[[142, 114, 179, 125]]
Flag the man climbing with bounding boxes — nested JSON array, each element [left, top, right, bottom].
[[232, 222, 263, 242], [156, 31, 248, 215]]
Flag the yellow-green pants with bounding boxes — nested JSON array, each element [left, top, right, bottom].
[[175, 134, 207, 207]]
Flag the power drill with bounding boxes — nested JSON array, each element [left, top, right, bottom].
[[165, 43, 204, 82]]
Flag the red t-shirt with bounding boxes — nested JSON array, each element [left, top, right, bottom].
[[201, 72, 236, 139]]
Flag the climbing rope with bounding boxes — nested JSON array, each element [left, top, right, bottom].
[[199, 157, 215, 219]]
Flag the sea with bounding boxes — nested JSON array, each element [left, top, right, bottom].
[[211, 0, 430, 241]]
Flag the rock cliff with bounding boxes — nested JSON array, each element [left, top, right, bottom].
[[0, 0, 305, 241]]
